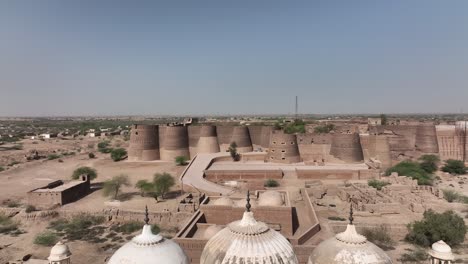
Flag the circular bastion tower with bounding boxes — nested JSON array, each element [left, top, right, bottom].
[[415, 124, 439, 153], [197, 125, 220, 154], [160, 126, 190, 161], [128, 124, 160, 161], [329, 133, 364, 163], [230, 126, 253, 153], [267, 131, 301, 163]]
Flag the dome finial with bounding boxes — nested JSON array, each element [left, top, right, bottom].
[[246, 190, 251, 212], [144, 205, 150, 225], [349, 203, 354, 225]]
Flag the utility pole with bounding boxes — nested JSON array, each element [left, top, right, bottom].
[[295, 96, 298, 121]]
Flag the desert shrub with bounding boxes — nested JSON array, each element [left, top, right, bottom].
[[264, 179, 280, 187], [367, 179, 390, 190], [418, 154, 440, 174], [228, 142, 240, 161], [385, 161, 433, 185], [111, 221, 142, 234], [110, 148, 127, 162], [49, 214, 105, 241], [88, 153, 95, 159], [47, 154, 61, 160], [151, 224, 160, 234], [361, 225, 394, 249], [34, 231, 58, 246], [284, 120, 306, 134], [153, 172, 175, 200], [314, 124, 335, 134], [103, 174, 130, 199], [0, 166, 4, 172], [443, 190, 459, 203], [175, 156, 188, 166], [398, 248, 429, 263], [0, 213, 19, 234], [97, 141, 112, 153], [6, 200, 20, 208], [25, 205, 37, 213], [72, 166, 97, 180], [406, 210, 467, 247], [327, 216, 346, 221], [442, 159, 467, 175], [8, 161, 20, 166]]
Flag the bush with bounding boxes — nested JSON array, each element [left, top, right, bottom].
[[385, 161, 433, 185], [443, 190, 459, 203], [135, 180, 154, 197], [314, 124, 335, 134], [264, 179, 280, 187], [34, 231, 58, 246], [367, 179, 390, 190], [88, 153, 95, 159], [284, 120, 306, 134], [103, 174, 130, 200], [110, 148, 127, 162], [97, 141, 112, 153], [398, 248, 429, 263], [327, 216, 346, 221], [8, 161, 20, 167], [0, 166, 5, 172], [6, 200, 20, 208], [406, 210, 467, 247], [0, 213, 19, 234], [72, 166, 97, 180], [47, 154, 61, 160], [228, 142, 240, 161], [48, 214, 105, 242], [442, 159, 467, 175], [153, 172, 175, 200], [418, 154, 440, 174], [25, 205, 37, 213], [361, 225, 394, 249], [175, 156, 188, 166], [111, 221, 143, 234]]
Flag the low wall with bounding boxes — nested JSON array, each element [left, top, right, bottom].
[[289, 189, 321, 245], [296, 169, 378, 180], [204, 169, 283, 181]]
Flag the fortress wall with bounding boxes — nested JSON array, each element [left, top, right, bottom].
[[436, 125, 462, 160], [297, 134, 332, 145], [188, 126, 202, 158], [128, 124, 160, 161], [370, 125, 417, 149], [248, 126, 263, 149], [367, 135, 392, 169], [455, 122, 468, 160], [160, 126, 190, 161], [359, 134, 370, 161], [230, 126, 253, 153], [158, 125, 166, 150], [415, 124, 439, 153], [329, 133, 364, 162], [197, 125, 220, 154], [217, 126, 234, 152], [260, 126, 274, 148], [387, 135, 414, 152], [267, 131, 301, 163]]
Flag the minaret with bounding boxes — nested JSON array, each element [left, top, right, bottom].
[[48, 241, 71, 264], [429, 240, 455, 264]]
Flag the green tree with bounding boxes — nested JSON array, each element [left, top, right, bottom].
[[406, 210, 467, 247], [103, 174, 130, 200], [153, 172, 175, 200], [175, 156, 188, 166], [72, 166, 97, 180], [441, 159, 467, 175], [264, 179, 280, 187], [418, 154, 440, 174], [135, 180, 154, 197], [368, 179, 391, 190], [228, 142, 240, 161], [111, 148, 127, 162], [385, 161, 433, 185], [380, 114, 388, 125], [97, 141, 112, 153], [314, 124, 335, 134]]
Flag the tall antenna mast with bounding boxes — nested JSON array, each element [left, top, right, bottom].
[[295, 96, 298, 120]]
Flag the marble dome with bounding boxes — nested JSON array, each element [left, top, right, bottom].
[[308, 224, 393, 264], [200, 192, 298, 264], [203, 225, 223, 240], [258, 190, 284, 206], [429, 240, 454, 261], [48, 241, 71, 261], [212, 196, 235, 206]]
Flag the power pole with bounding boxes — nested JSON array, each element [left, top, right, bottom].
[[295, 96, 298, 121]]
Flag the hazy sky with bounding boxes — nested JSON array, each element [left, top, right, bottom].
[[1, 1, 468, 116]]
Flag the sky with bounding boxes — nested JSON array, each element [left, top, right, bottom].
[[1, 0, 468, 116]]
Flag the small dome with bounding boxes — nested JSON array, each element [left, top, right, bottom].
[[48, 241, 71, 261], [203, 225, 223, 240], [308, 224, 393, 264], [108, 225, 189, 264], [212, 196, 234, 206], [429, 240, 454, 261], [258, 190, 284, 206], [200, 211, 298, 264]]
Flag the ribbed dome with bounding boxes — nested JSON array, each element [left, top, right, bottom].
[[308, 224, 393, 264], [429, 240, 454, 261], [108, 225, 189, 264], [48, 241, 71, 261], [200, 211, 298, 264], [203, 225, 223, 240]]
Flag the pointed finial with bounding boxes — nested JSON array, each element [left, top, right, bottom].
[[349, 203, 354, 225], [144, 205, 149, 225], [246, 190, 251, 212]]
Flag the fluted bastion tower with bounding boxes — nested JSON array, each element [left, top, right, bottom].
[[128, 125, 160, 161], [330, 133, 364, 162], [415, 124, 439, 153], [217, 126, 234, 152], [230, 126, 253, 153], [188, 126, 201, 158], [267, 131, 301, 163], [160, 126, 190, 161], [368, 135, 392, 169], [197, 125, 220, 154]]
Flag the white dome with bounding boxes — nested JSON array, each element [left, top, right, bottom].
[[308, 224, 393, 264], [200, 211, 298, 264], [212, 196, 234, 206], [108, 225, 189, 264], [258, 190, 284, 206], [203, 225, 223, 240], [48, 241, 71, 261], [429, 240, 454, 260]]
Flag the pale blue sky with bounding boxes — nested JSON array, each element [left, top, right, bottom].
[[1, 1, 468, 116]]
